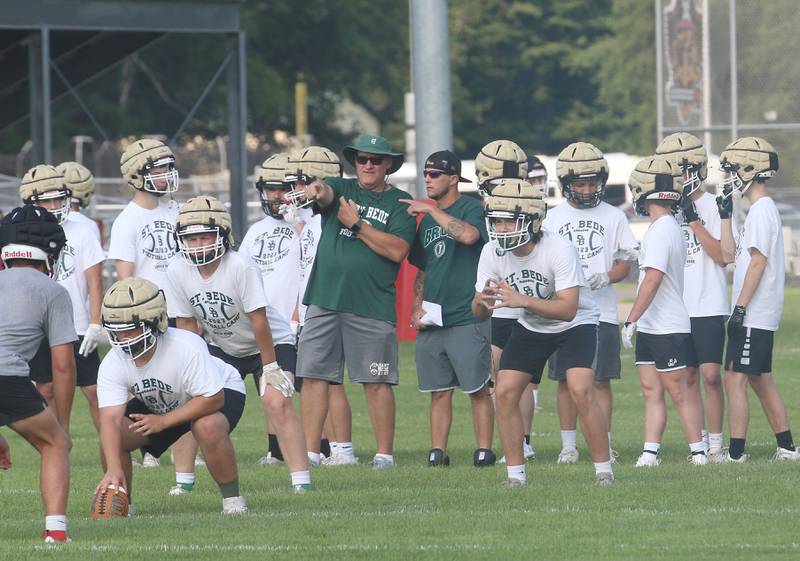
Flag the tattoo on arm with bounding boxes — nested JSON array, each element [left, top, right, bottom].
[[413, 270, 425, 307], [445, 218, 466, 240]]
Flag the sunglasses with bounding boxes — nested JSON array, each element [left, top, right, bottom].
[[356, 155, 387, 166], [423, 170, 450, 179]]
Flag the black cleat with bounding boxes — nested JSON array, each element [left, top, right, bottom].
[[473, 448, 496, 467], [428, 448, 450, 467]]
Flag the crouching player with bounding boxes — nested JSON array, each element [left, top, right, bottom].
[[472, 179, 612, 486], [94, 277, 249, 514]]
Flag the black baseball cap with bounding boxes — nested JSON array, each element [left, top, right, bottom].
[[424, 150, 470, 182]]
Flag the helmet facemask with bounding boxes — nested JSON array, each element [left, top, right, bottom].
[[563, 174, 605, 209], [141, 157, 179, 196], [105, 321, 157, 360], [255, 179, 290, 218], [486, 211, 534, 252], [177, 224, 227, 266], [282, 171, 316, 209], [681, 163, 703, 197], [27, 188, 72, 225]]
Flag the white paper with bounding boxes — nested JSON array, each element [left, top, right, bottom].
[[419, 300, 443, 327]]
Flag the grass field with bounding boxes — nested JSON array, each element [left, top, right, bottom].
[[3, 290, 800, 560]]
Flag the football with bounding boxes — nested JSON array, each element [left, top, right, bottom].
[[91, 484, 129, 519]]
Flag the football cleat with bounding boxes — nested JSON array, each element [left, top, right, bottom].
[[222, 496, 248, 515], [609, 449, 620, 464], [427, 448, 450, 467], [322, 453, 358, 466], [473, 448, 497, 467], [557, 448, 580, 464], [168, 485, 192, 496], [687, 451, 709, 465], [722, 451, 748, 463], [594, 472, 615, 486], [502, 478, 527, 488], [635, 451, 661, 467], [369, 455, 397, 470], [707, 448, 726, 464], [773, 446, 800, 461], [257, 452, 284, 466], [292, 483, 313, 494], [141, 452, 160, 468], [41, 530, 70, 543]]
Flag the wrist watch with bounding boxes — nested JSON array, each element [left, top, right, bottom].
[[350, 219, 364, 235]]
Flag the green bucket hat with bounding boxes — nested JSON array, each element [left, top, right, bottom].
[[343, 134, 405, 174]]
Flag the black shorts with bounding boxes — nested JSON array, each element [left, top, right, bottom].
[[28, 337, 100, 387], [208, 343, 302, 391], [689, 316, 725, 365], [725, 327, 774, 376], [635, 332, 696, 372], [126, 388, 246, 458], [499, 323, 598, 384], [0, 376, 48, 426], [549, 322, 621, 381], [490, 317, 518, 349]]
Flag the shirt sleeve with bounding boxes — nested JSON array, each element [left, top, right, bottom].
[[641, 220, 671, 273], [166, 262, 194, 318], [614, 213, 640, 260], [475, 244, 496, 292], [407, 225, 426, 271], [386, 196, 417, 245], [46, 285, 78, 346], [80, 230, 106, 271], [743, 203, 774, 258], [182, 347, 225, 399], [96, 357, 129, 408], [107, 211, 137, 263], [553, 242, 583, 292], [239, 258, 269, 313]]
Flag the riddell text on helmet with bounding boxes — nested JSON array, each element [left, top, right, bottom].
[[4, 250, 34, 258]]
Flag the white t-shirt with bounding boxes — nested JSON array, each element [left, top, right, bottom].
[[681, 192, 728, 317], [57, 220, 105, 335], [67, 211, 102, 244], [168, 251, 285, 356], [475, 232, 599, 334], [298, 212, 322, 325], [108, 201, 180, 315], [732, 196, 784, 331], [542, 201, 638, 324], [97, 328, 245, 413], [637, 215, 690, 334], [240, 215, 301, 332]]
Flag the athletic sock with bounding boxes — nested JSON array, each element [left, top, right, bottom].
[[524, 434, 531, 446], [268, 433, 284, 461], [45, 515, 67, 532], [708, 432, 724, 451], [337, 442, 355, 460], [776, 430, 795, 451], [593, 461, 613, 476], [506, 464, 526, 484], [729, 437, 746, 459], [643, 441, 661, 455], [561, 430, 577, 450], [218, 478, 239, 499], [320, 438, 331, 458], [290, 470, 311, 486], [701, 429, 709, 449], [175, 471, 195, 491], [307, 451, 321, 465]]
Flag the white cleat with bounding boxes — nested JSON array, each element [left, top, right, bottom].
[[595, 472, 615, 486], [222, 496, 248, 515], [707, 448, 726, 464], [773, 446, 800, 461], [257, 452, 284, 466], [635, 451, 661, 467], [556, 448, 579, 464], [195, 454, 206, 467], [369, 455, 396, 470], [609, 449, 619, 464], [687, 452, 708, 465], [322, 453, 358, 466], [169, 485, 192, 496], [523, 441, 536, 460], [142, 452, 160, 468], [722, 451, 748, 463]]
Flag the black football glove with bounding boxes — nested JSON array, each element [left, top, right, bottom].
[[682, 197, 699, 224], [716, 187, 733, 219], [727, 305, 746, 339]]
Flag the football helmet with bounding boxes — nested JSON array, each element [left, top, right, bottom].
[[56, 161, 95, 208], [0, 204, 67, 277], [19, 165, 72, 224], [120, 138, 179, 195], [175, 195, 234, 266], [719, 136, 779, 198], [475, 140, 528, 196], [655, 132, 708, 197], [255, 153, 291, 218], [526, 155, 548, 188], [485, 178, 547, 252], [284, 146, 343, 208], [102, 277, 168, 360], [628, 155, 683, 216], [556, 142, 609, 209]]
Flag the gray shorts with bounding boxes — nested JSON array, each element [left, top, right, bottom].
[[416, 321, 492, 394], [548, 322, 620, 382], [296, 305, 399, 385]]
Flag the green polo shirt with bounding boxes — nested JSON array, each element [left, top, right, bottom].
[[303, 177, 417, 322], [408, 195, 488, 327]]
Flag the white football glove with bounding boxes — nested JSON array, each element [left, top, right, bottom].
[[621, 321, 636, 349], [79, 324, 107, 357], [586, 272, 610, 290], [260, 361, 295, 398], [279, 203, 301, 227]]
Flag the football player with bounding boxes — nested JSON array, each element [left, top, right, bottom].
[[716, 137, 800, 462], [543, 143, 638, 465], [108, 138, 182, 468], [472, 179, 612, 486], [656, 133, 728, 462], [56, 161, 102, 243], [168, 196, 310, 491], [0, 205, 76, 542], [474, 140, 536, 462], [623, 155, 706, 466], [19, 166, 106, 434], [95, 277, 249, 514]]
